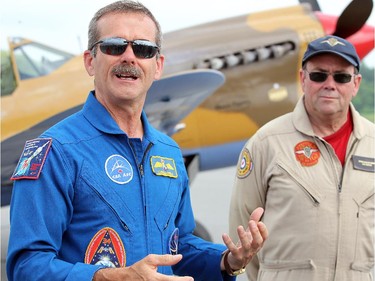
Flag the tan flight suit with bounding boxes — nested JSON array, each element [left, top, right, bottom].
[[230, 98, 374, 281]]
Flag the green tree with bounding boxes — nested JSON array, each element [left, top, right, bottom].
[[353, 63, 374, 122]]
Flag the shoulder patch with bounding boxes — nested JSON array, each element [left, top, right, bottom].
[[11, 138, 52, 180], [237, 148, 253, 178]]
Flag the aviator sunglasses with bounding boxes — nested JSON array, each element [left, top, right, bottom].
[[304, 69, 355, 84], [90, 37, 160, 59]]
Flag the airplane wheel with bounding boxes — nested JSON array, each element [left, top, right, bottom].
[[193, 220, 212, 241]]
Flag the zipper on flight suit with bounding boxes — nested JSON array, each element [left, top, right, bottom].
[[135, 141, 153, 254], [338, 138, 358, 193], [139, 142, 153, 177]]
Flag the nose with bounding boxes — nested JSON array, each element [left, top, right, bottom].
[[121, 43, 137, 63], [323, 73, 337, 89]]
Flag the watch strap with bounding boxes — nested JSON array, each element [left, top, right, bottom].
[[222, 250, 246, 276]]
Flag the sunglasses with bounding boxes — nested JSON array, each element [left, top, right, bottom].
[[304, 70, 355, 84], [90, 37, 159, 59]]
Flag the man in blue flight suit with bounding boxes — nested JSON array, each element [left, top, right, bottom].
[[6, 1, 268, 280]]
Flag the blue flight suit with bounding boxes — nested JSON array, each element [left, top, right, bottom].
[[7, 92, 235, 281]]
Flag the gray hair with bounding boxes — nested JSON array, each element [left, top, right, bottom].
[[87, 0, 162, 56]]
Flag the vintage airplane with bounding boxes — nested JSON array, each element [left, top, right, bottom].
[[1, 0, 374, 279]]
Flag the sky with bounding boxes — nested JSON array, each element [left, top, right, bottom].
[[1, 0, 374, 65]]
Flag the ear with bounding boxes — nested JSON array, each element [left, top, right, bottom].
[[83, 50, 95, 76], [299, 68, 306, 89], [352, 73, 362, 98], [154, 54, 165, 80]]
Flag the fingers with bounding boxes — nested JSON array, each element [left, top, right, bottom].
[[221, 233, 234, 252], [249, 207, 264, 223], [142, 254, 194, 280], [146, 254, 183, 267], [220, 208, 268, 273]]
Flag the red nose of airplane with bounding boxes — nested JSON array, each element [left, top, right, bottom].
[[316, 12, 374, 60]]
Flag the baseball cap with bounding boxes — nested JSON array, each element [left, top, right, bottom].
[[302, 35, 360, 70]]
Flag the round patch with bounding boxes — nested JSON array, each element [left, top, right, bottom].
[[85, 227, 126, 268], [294, 141, 320, 167], [105, 154, 133, 184], [237, 148, 253, 178]]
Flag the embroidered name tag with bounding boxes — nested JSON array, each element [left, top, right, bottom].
[[11, 138, 52, 180], [150, 156, 178, 178], [352, 155, 375, 172]]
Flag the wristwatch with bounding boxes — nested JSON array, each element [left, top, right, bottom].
[[222, 250, 246, 276]]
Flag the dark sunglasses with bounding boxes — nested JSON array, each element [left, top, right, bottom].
[[90, 37, 159, 59], [305, 69, 355, 84]]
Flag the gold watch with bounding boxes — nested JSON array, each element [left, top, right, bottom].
[[222, 250, 246, 276]]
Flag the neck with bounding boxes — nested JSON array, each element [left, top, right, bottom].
[[98, 95, 144, 139], [309, 110, 350, 138]]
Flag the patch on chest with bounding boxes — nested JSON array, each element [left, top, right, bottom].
[[150, 156, 178, 178], [85, 227, 126, 268], [294, 141, 320, 167], [105, 154, 133, 184]]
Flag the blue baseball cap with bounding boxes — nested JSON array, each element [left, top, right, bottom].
[[302, 35, 360, 70]]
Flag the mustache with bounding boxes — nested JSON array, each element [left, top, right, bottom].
[[112, 64, 141, 78]]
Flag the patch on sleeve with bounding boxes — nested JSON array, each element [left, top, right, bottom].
[[169, 228, 179, 255], [150, 156, 178, 178], [237, 148, 253, 178], [11, 138, 52, 180]]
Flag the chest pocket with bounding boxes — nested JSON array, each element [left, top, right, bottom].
[[77, 161, 137, 233], [151, 175, 182, 232], [276, 159, 324, 205], [352, 189, 375, 271]]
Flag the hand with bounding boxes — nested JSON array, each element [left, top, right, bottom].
[[93, 254, 194, 281], [221, 207, 268, 271]]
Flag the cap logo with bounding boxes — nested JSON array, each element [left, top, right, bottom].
[[320, 37, 345, 47]]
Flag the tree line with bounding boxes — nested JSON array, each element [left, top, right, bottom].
[[353, 62, 374, 122]]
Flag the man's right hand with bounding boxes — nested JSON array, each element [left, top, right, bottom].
[[93, 254, 194, 280]]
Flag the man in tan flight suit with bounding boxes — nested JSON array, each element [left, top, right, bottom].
[[229, 35, 374, 281]]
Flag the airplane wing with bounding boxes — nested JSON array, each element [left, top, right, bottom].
[[145, 69, 225, 136]]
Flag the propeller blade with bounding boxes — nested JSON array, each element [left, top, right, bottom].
[[333, 0, 373, 38]]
